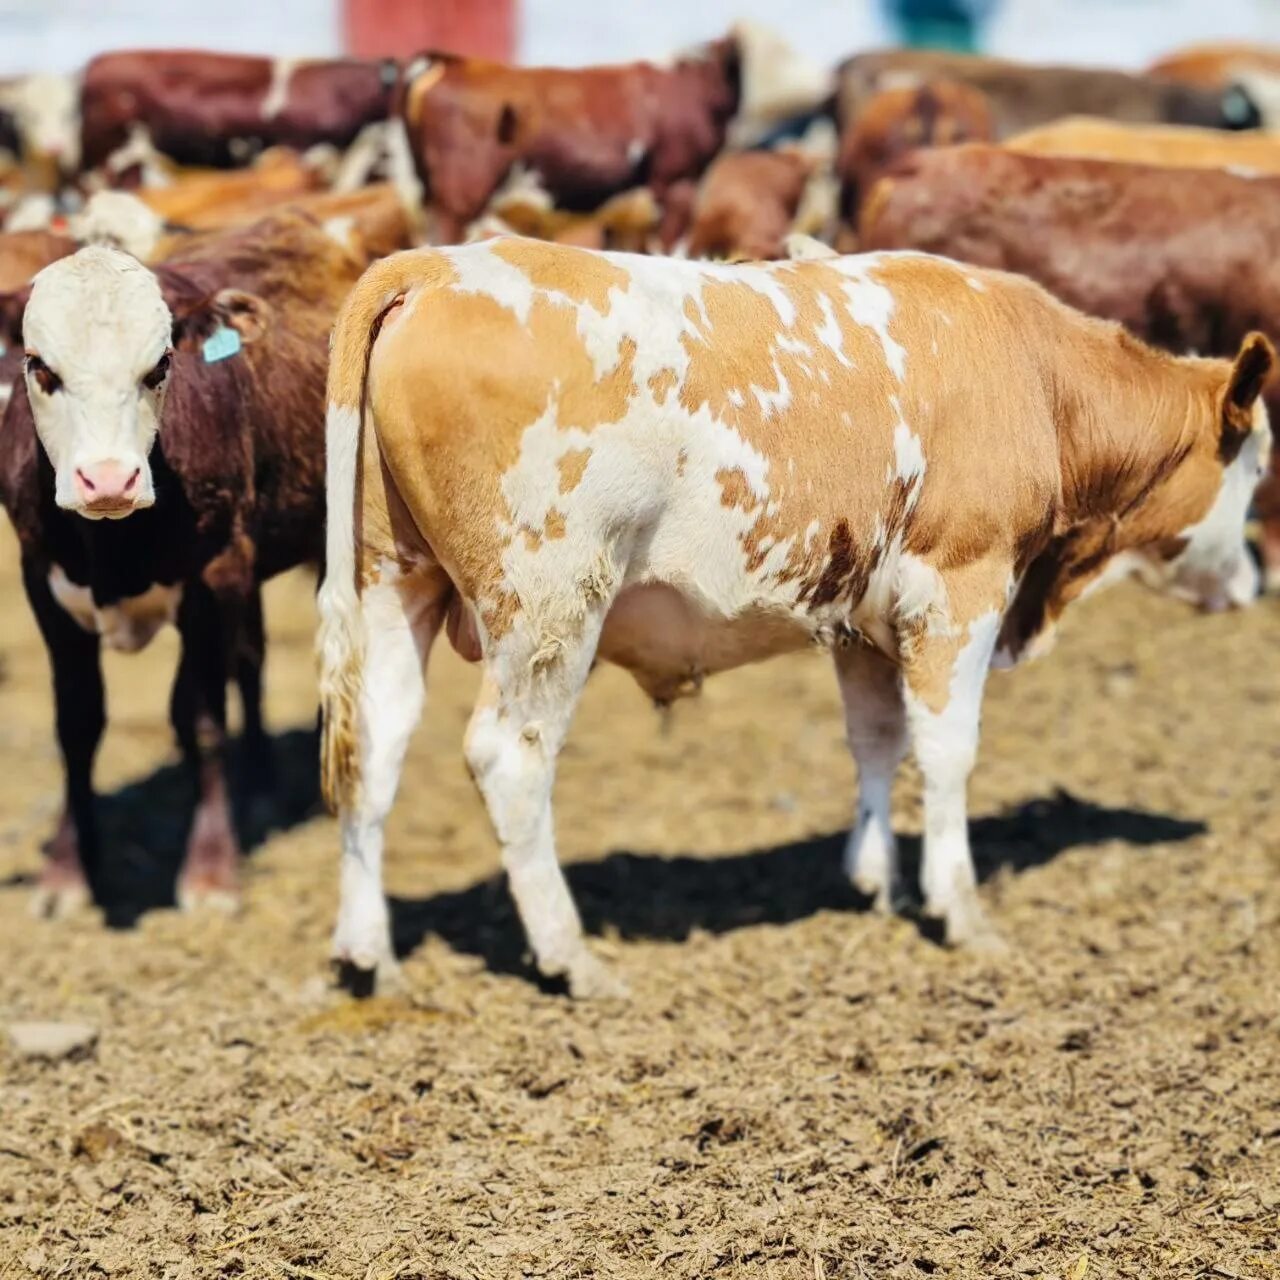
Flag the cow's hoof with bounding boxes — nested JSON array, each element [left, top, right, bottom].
[[29, 871, 92, 921], [852, 873, 908, 916], [177, 866, 242, 915], [562, 950, 629, 1001], [942, 903, 1006, 953], [331, 952, 402, 998]]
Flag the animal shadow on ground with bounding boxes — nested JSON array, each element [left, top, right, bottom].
[[389, 788, 1206, 985], [75, 727, 321, 927]]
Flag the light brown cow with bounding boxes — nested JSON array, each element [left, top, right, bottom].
[[315, 237, 1272, 995], [1149, 40, 1280, 125], [838, 80, 995, 221], [1005, 115, 1280, 173], [684, 149, 817, 261], [838, 48, 1262, 137]]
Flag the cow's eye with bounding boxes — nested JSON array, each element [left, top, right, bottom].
[[142, 352, 171, 391], [25, 354, 62, 396]]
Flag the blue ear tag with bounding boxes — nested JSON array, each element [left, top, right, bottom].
[[0, 340, 7, 357], [202, 324, 242, 364]]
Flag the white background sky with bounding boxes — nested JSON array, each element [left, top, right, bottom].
[[1, 0, 1279, 76]]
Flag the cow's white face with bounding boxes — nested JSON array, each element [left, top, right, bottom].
[[0, 73, 81, 170], [1134, 402, 1271, 612], [23, 246, 172, 519]]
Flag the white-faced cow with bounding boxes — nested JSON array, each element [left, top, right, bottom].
[[316, 237, 1272, 997], [1, 210, 367, 916]]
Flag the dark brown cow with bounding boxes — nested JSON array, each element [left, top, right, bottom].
[[859, 144, 1280, 585], [837, 79, 994, 221], [396, 44, 740, 243], [685, 148, 815, 260], [79, 50, 399, 172], [838, 49, 1262, 138], [0, 209, 368, 917]]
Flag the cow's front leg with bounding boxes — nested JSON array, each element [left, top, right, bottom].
[[172, 583, 241, 912], [898, 564, 1008, 947], [234, 587, 276, 796], [834, 641, 908, 913], [23, 557, 105, 918]]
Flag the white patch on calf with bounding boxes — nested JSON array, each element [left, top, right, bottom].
[[836, 260, 906, 381], [49, 564, 181, 651], [262, 58, 302, 120]]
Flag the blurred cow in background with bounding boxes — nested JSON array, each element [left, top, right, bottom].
[[78, 50, 399, 174]]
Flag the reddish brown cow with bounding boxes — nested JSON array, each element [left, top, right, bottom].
[[838, 49, 1262, 138], [0, 209, 368, 917], [79, 50, 398, 172], [859, 144, 1280, 585], [0, 228, 74, 292], [684, 148, 815, 260], [396, 44, 740, 243], [837, 79, 994, 221]]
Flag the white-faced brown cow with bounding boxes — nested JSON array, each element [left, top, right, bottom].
[[316, 237, 1272, 996], [1, 210, 367, 916]]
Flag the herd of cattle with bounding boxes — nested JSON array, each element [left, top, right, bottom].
[[1, 29, 1278, 994]]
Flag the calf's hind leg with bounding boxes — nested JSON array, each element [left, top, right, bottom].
[[464, 604, 625, 999], [331, 569, 447, 987]]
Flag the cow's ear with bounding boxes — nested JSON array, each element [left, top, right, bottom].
[[1221, 330, 1276, 456], [172, 288, 271, 353]]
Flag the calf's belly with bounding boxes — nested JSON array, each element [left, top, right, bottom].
[[596, 582, 814, 703]]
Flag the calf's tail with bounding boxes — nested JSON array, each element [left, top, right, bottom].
[[316, 251, 428, 813]]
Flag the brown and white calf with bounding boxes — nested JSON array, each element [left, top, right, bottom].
[[1, 210, 365, 915], [316, 237, 1271, 995], [79, 50, 398, 174]]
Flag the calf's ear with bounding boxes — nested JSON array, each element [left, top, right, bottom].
[[1221, 330, 1276, 456], [171, 288, 272, 354]]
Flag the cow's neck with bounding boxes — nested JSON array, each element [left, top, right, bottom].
[[1053, 332, 1222, 535]]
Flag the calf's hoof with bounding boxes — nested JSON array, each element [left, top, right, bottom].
[[938, 894, 1007, 953], [851, 872, 909, 916], [332, 953, 404, 998], [30, 865, 92, 921], [554, 948, 629, 1001], [177, 861, 242, 915]]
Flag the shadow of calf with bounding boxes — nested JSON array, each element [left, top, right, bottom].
[[389, 789, 1206, 982], [90, 725, 323, 927]]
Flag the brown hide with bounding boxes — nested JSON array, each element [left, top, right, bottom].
[[686, 149, 813, 260], [80, 50, 397, 172], [397, 45, 739, 242], [838, 49, 1261, 138]]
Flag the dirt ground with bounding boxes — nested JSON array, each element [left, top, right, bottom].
[[0, 517, 1278, 1280]]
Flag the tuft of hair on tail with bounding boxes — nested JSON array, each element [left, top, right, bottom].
[[316, 251, 428, 814]]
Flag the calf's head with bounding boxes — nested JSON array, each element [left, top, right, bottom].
[[22, 245, 267, 519], [1131, 332, 1275, 612]]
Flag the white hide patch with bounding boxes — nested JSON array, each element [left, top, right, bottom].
[[261, 58, 302, 120], [49, 564, 182, 652]]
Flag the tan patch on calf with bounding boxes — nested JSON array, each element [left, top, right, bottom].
[[557, 447, 591, 493], [491, 236, 631, 316], [648, 367, 677, 404]]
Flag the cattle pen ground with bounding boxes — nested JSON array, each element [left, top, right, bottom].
[[0, 523, 1278, 1279]]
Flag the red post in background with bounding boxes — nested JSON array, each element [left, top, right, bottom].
[[343, 0, 517, 61]]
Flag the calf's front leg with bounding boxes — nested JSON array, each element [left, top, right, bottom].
[[171, 582, 241, 912], [23, 557, 105, 918], [897, 564, 1007, 947]]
